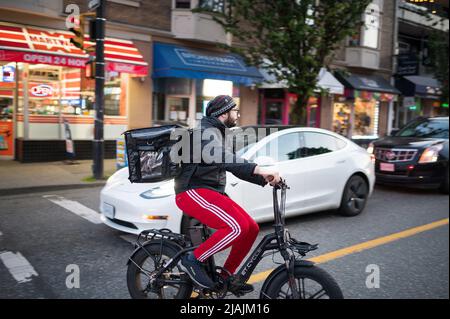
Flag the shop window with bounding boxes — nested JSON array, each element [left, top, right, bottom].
[[167, 97, 189, 123], [175, 0, 191, 9], [333, 102, 351, 137], [353, 97, 379, 138], [199, 0, 225, 13]]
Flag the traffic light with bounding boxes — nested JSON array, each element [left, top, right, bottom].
[[69, 15, 85, 50], [85, 58, 96, 79], [69, 13, 96, 51]]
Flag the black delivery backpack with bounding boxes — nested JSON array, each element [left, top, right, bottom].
[[124, 125, 186, 183]]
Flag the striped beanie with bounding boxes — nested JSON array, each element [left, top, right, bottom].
[[206, 95, 237, 117]]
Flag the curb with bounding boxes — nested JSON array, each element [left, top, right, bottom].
[[0, 182, 106, 197]]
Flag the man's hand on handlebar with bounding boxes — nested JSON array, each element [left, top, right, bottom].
[[253, 165, 282, 186]]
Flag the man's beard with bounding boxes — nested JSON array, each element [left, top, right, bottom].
[[224, 116, 237, 128]]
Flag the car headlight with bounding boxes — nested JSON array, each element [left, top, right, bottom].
[[419, 144, 443, 163], [140, 180, 175, 199], [367, 142, 374, 154]]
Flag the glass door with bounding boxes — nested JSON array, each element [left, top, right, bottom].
[[262, 99, 284, 124], [0, 89, 14, 158]]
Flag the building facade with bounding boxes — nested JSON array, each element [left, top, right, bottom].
[[0, 0, 447, 161]]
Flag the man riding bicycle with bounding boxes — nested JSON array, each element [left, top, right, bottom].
[[174, 95, 281, 295]]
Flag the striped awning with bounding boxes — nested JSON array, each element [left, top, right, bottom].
[[0, 22, 148, 76]]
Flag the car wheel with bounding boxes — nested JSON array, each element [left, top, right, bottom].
[[338, 175, 369, 217], [439, 166, 449, 194]]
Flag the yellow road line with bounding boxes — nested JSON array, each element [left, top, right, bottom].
[[248, 218, 449, 284]]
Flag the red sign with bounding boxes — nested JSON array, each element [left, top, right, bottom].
[[0, 121, 13, 157], [0, 50, 87, 68], [30, 84, 53, 97], [0, 22, 149, 76]]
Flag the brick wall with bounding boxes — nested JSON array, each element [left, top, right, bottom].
[[62, 0, 171, 31]]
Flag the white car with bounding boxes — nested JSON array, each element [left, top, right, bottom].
[[100, 127, 375, 235]]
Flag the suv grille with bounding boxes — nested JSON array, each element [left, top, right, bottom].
[[375, 148, 418, 162]]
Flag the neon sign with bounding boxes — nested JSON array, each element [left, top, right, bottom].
[[30, 84, 53, 97]]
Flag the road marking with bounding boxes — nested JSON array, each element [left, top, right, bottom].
[[248, 218, 449, 284], [0, 251, 39, 283], [44, 195, 102, 224]]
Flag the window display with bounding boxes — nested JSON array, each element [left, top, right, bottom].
[[353, 98, 379, 138], [333, 102, 351, 137]]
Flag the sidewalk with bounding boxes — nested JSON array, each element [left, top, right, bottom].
[[0, 159, 119, 195]]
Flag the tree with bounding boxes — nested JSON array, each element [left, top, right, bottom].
[[196, 0, 371, 125], [426, 16, 449, 105]]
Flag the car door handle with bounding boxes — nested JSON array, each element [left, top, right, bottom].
[[336, 160, 346, 164]]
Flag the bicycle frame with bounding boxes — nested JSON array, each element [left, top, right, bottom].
[[136, 180, 316, 297]]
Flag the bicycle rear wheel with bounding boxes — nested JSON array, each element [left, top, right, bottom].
[[127, 241, 193, 299], [261, 265, 343, 299]]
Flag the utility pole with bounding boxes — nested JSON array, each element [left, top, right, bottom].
[[93, 0, 105, 179]]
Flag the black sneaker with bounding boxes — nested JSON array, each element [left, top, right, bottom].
[[181, 252, 215, 289], [227, 276, 254, 295]]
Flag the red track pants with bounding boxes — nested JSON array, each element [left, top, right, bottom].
[[175, 188, 259, 275]]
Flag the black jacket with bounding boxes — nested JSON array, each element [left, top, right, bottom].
[[174, 116, 267, 195]]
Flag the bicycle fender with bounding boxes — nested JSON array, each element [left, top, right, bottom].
[[259, 260, 315, 298], [126, 239, 184, 265]]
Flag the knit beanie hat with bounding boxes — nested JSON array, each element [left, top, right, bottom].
[[206, 95, 237, 117]]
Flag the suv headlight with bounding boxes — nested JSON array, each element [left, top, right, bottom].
[[140, 180, 175, 199], [367, 142, 374, 154], [419, 144, 443, 163]]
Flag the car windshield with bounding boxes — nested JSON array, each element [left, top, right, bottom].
[[396, 119, 449, 139]]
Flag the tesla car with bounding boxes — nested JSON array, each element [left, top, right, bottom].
[[100, 126, 375, 235], [368, 116, 449, 193]]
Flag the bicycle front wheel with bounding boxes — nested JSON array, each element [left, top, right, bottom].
[[260, 265, 344, 299]]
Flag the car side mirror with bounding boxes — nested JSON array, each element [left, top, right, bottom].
[[390, 128, 399, 136], [253, 156, 276, 167]]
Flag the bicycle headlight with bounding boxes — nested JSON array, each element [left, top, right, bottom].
[[140, 180, 175, 199]]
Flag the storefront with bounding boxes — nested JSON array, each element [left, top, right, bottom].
[[395, 75, 447, 128], [258, 68, 344, 127], [0, 22, 148, 162], [334, 72, 399, 141], [152, 42, 263, 128]]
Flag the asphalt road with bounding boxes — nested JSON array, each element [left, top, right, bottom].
[[0, 184, 448, 299]]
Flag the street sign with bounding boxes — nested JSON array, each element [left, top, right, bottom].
[[88, 0, 100, 11]]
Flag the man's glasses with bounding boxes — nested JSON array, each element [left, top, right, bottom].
[[230, 109, 240, 115]]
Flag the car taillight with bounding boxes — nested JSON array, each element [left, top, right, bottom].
[[418, 144, 443, 163]]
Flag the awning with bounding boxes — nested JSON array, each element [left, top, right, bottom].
[[0, 22, 148, 76], [152, 42, 263, 86], [335, 72, 400, 94], [259, 67, 344, 95], [395, 75, 442, 99]]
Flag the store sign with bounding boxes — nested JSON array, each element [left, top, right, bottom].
[[175, 49, 246, 71], [30, 84, 53, 97], [88, 0, 100, 11], [403, 96, 416, 109], [0, 23, 149, 76], [396, 54, 418, 76], [1, 65, 15, 82], [0, 50, 87, 68]]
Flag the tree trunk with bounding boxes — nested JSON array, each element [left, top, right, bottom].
[[289, 94, 309, 126]]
